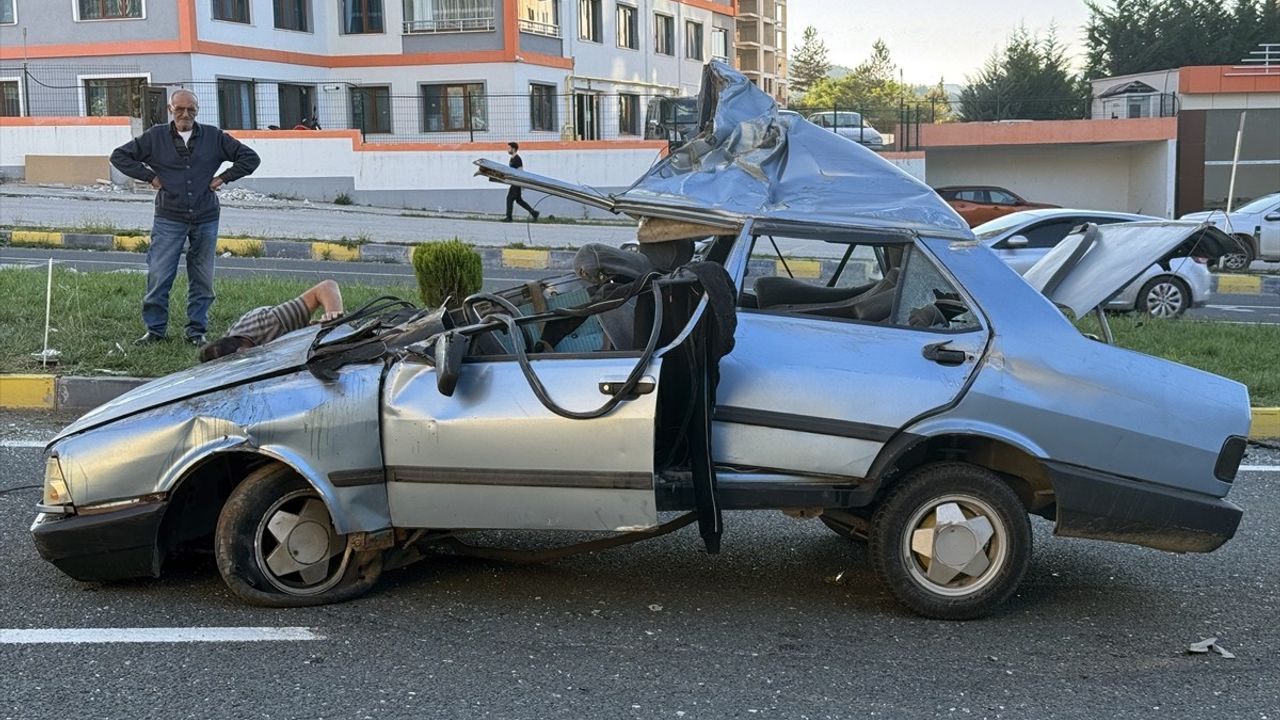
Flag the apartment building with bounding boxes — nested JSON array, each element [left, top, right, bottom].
[[0, 0, 734, 142], [733, 0, 784, 102]]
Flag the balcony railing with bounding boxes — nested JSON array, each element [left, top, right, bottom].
[[518, 18, 561, 37], [403, 11, 495, 34]]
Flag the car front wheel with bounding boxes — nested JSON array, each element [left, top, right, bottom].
[[1138, 276, 1190, 319], [215, 464, 382, 607], [869, 463, 1031, 620]]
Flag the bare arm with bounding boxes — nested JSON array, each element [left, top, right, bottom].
[[300, 279, 344, 321]]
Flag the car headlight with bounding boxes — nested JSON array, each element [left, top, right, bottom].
[[42, 455, 73, 508]]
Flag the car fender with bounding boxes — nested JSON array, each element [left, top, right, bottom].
[[889, 416, 1051, 464]]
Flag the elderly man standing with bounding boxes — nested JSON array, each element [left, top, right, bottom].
[[110, 88, 261, 346]]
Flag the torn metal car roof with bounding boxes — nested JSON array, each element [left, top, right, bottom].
[[478, 61, 972, 239]]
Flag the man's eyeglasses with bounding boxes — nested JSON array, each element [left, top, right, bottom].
[[172, 107, 199, 116]]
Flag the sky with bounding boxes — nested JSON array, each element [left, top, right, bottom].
[[786, 0, 1095, 85]]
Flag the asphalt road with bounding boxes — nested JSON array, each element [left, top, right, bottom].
[[1, 410, 1278, 719], [4, 247, 1279, 325]]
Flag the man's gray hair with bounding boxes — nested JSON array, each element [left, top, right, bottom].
[[170, 89, 199, 107]]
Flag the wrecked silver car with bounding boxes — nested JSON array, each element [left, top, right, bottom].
[[32, 63, 1250, 620]]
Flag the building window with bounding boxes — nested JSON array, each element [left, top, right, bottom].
[[422, 82, 487, 132], [341, 0, 383, 33], [84, 78, 145, 117], [710, 27, 727, 60], [0, 81, 20, 115], [212, 0, 249, 23], [1, 0, 15, 24], [519, 0, 560, 36], [530, 83, 557, 132], [615, 3, 637, 50], [77, 0, 143, 20], [274, 0, 310, 31], [654, 13, 674, 55], [578, 0, 601, 42], [278, 83, 317, 128], [351, 86, 391, 134], [618, 93, 639, 135], [403, 0, 495, 33], [217, 79, 257, 130], [685, 20, 703, 60]]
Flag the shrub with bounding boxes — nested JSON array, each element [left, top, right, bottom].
[[412, 239, 482, 307], [333, 192, 353, 205]]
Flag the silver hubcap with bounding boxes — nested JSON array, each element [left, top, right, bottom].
[[1222, 253, 1248, 270], [902, 495, 1007, 597], [254, 490, 350, 595], [1145, 282, 1183, 318]]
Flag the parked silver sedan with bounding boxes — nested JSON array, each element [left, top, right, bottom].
[[974, 209, 1214, 318], [31, 63, 1248, 621]]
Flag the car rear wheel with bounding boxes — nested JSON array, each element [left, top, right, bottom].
[[1218, 239, 1255, 271], [215, 464, 382, 607], [869, 463, 1031, 620], [1138, 276, 1190, 319]]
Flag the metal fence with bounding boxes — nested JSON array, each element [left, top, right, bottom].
[[1, 64, 680, 144]]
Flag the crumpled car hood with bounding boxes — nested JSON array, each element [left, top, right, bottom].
[[53, 327, 322, 442], [1023, 221, 1236, 317]]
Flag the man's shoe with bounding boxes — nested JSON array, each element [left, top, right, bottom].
[[186, 334, 207, 347], [134, 332, 166, 346], [501, 217, 513, 223], [531, 211, 540, 222]]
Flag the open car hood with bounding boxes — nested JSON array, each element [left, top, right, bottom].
[[1023, 221, 1237, 317], [53, 328, 322, 442], [476, 61, 971, 239]]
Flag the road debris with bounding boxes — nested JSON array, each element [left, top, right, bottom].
[[1188, 637, 1235, 659]]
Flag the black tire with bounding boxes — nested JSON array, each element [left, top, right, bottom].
[[869, 463, 1031, 620], [214, 464, 382, 607], [1217, 238, 1255, 272], [1137, 276, 1190, 319]]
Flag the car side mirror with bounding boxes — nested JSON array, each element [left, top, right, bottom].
[[434, 331, 470, 397], [1006, 235, 1029, 248]]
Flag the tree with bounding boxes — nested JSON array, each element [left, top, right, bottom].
[[919, 81, 954, 123], [959, 25, 1090, 121], [1085, 0, 1280, 78], [803, 39, 909, 130], [790, 26, 832, 96]]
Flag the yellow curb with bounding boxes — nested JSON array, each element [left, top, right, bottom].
[[780, 258, 822, 279], [0, 374, 56, 409], [503, 248, 550, 269], [216, 237, 264, 257], [311, 242, 360, 262], [1252, 407, 1280, 439], [1217, 274, 1262, 294], [11, 230, 63, 247], [114, 234, 149, 251]]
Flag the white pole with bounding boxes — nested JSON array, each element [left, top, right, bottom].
[[1225, 111, 1246, 216], [41, 258, 52, 367]]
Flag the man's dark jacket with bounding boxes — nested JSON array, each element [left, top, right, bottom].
[[110, 122, 260, 224]]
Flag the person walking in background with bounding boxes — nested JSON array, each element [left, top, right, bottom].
[[503, 142, 539, 223], [110, 88, 261, 346]]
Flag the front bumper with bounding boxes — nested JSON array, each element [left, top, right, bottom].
[[31, 500, 168, 582], [1048, 462, 1241, 553]]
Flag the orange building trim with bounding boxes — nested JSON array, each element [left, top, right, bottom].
[[677, 0, 738, 16], [917, 117, 1177, 148], [0, 116, 132, 126], [1179, 65, 1280, 94], [228, 129, 666, 154], [0, 40, 184, 60]]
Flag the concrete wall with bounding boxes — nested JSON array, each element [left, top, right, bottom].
[[925, 142, 1176, 217], [0, 118, 136, 179]]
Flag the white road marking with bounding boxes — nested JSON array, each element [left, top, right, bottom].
[[0, 627, 323, 644], [0, 440, 50, 449], [1241, 465, 1280, 472]]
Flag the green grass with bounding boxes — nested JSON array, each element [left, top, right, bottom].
[[1078, 314, 1280, 405], [1, 267, 1277, 406], [0, 268, 412, 377]]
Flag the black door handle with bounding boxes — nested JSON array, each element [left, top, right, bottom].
[[923, 341, 967, 366]]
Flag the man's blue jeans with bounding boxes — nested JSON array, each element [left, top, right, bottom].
[[143, 216, 219, 339]]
